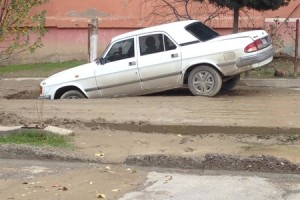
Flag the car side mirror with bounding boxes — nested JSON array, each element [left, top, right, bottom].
[[97, 57, 106, 65]]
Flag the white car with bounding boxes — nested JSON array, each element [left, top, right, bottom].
[[39, 20, 274, 99]]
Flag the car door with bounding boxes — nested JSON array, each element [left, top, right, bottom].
[[138, 33, 182, 90], [94, 37, 142, 97]]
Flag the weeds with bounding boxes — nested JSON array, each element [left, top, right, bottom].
[[0, 130, 73, 148], [243, 57, 299, 78]]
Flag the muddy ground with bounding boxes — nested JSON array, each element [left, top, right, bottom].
[[0, 78, 300, 165], [1, 78, 300, 199]]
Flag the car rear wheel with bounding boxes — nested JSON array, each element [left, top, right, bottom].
[[60, 90, 86, 99], [188, 66, 222, 97], [222, 74, 240, 90]]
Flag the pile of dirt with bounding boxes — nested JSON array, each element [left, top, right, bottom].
[[0, 112, 34, 126], [204, 153, 300, 173], [4, 91, 39, 99], [0, 112, 109, 130], [43, 117, 108, 130], [43, 117, 86, 129]]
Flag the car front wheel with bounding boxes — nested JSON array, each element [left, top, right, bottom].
[[60, 90, 86, 99], [188, 66, 222, 97]]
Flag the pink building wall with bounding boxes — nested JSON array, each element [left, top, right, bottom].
[[263, 0, 300, 56], [1, 0, 299, 65], [2, 27, 136, 65]]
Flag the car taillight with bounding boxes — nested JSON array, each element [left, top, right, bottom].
[[255, 39, 264, 49], [244, 39, 264, 53]]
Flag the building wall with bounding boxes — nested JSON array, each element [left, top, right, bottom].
[[263, 0, 300, 56], [1, 0, 299, 65], [265, 18, 300, 56], [8, 28, 135, 65]]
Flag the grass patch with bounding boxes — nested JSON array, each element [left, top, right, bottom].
[[0, 60, 85, 73], [0, 58, 298, 79], [242, 57, 300, 78], [0, 60, 86, 78], [0, 130, 73, 148]]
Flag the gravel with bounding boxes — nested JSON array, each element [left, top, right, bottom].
[[125, 153, 300, 174]]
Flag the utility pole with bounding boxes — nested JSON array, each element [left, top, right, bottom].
[[294, 19, 299, 75], [88, 18, 98, 63]]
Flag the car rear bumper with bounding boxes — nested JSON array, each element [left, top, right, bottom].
[[236, 46, 275, 68]]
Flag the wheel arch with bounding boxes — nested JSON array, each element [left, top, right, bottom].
[[54, 85, 87, 99], [183, 62, 223, 85]]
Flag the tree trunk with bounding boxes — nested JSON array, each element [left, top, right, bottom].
[[233, 8, 239, 33]]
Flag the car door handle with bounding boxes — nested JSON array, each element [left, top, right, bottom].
[[171, 53, 178, 58], [129, 61, 136, 66]]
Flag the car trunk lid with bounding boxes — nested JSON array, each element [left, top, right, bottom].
[[210, 30, 269, 43]]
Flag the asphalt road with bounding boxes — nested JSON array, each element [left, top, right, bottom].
[[120, 170, 300, 200], [1, 159, 300, 200]]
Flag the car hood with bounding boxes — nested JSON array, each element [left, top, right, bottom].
[[41, 62, 95, 86]]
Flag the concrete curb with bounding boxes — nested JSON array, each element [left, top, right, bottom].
[[0, 125, 74, 136], [240, 78, 300, 88], [43, 126, 74, 136], [0, 126, 22, 132]]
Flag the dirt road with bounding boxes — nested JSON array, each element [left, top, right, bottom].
[[1, 79, 300, 199], [1, 79, 300, 164], [1, 82, 300, 130], [0, 159, 146, 200]]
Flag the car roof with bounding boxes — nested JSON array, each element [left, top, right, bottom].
[[111, 20, 199, 45]]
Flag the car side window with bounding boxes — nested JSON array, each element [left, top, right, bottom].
[[139, 34, 164, 56], [139, 34, 177, 56], [164, 35, 177, 51], [105, 38, 135, 63]]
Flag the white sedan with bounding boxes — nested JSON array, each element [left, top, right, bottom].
[[39, 20, 274, 99]]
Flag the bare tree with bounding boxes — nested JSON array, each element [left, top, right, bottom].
[[138, 0, 229, 25]]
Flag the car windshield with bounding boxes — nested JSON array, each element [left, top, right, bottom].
[[185, 22, 219, 42]]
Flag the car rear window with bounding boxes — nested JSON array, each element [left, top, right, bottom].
[[185, 22, 219, 42]]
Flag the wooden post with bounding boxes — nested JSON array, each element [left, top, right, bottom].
[[88, 18, 98, 63], [294, 19, 299, 75]]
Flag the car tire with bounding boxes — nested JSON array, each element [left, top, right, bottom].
[[188, 66, 222, 97], [60, 90, 86, 99], [222, 74, 240, 91]]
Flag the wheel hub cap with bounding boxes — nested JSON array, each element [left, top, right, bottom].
[[193, 71, 215, 93]]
